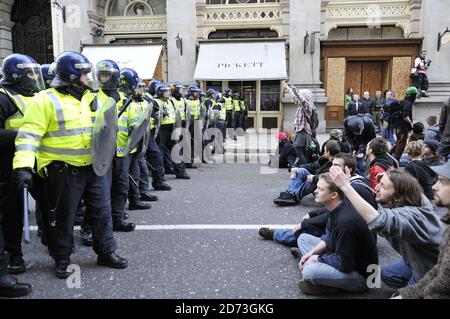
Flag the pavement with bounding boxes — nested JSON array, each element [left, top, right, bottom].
[[9, 159, 404, 299]]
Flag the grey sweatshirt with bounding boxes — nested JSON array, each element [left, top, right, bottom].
[[368, 195, 445, 281]]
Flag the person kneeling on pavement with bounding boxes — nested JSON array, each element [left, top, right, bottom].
[[297, 173, 379, 295], [261, 153, 377, 257], [273, 140, 341, 206], [330, 166, 445, 291]]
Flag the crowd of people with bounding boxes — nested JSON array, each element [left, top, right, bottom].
[[260, 81, 450, 298], [0, 52, 248, 298]]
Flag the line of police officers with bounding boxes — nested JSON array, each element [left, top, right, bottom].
[[0, 51, 247, 298]]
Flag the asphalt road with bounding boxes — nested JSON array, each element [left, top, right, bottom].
[[11, 162, 402, 299]]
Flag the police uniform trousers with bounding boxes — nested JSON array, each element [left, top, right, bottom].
[[109, 155, 131, 224], [225, 111, 235, 139], [128, 153, 141, 205], [157, 124, 186, 175], [0, 227, 9, 280], [188, 120, 204, 164], [44, 161, 116, 260], [138, 153, 150, 197], [146, 132, 166, 188]]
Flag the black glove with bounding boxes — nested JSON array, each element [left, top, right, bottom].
[[12, 168, 33, 189]]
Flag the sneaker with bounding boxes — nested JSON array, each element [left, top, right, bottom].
[[258, 228, 275, 240], [298, 279, 339, 295], [273, 192, 297, 206]]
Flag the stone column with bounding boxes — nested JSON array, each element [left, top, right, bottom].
[[0, 0, 13, 62]]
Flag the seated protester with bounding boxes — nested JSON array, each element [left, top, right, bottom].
[[398, 162, 450, 299], [421, 139, 445, 166], [320, 129, 350, 155], [344, 115, 376, 176], [408, 122, 425, 142], [367, 137, 399, 188], [330, 167, 445, 291], [269, 131, 296, 169], [260, 153, 377, 249], [424, 115, 441, 143], [297, 173, 379, 295], [273, 140, 341, 206], [405, 141, 437, 201]]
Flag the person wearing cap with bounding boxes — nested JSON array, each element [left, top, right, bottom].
[[397, 162, 450, 299], [343, 115, 376, 176], [422, 139, 445, 166], [320, 129, 350, 155]]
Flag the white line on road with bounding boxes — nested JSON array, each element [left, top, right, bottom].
[[28, 225, 295, 231]]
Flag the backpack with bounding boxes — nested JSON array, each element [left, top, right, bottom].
[[308, 108, 319, 131]]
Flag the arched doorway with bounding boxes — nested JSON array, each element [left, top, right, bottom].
[[11, 0, 53, 64]]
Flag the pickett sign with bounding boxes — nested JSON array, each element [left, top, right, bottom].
[[217, 62, 264, 69]]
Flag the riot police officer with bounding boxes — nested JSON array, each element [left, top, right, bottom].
[[223, 88, 236, 140], [41, 63, 56, 90], [154, 83, 190, 179], [143, 80, 171, 191], [185, 84, 202, 168], [13, 51, 128, 279], [0, 53, 40, 297], [95, 61, 137, 231]]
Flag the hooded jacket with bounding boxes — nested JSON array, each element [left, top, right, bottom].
[[399, 211, 450, 299], [369, 153, 399, 188], [368, 195, 445, 282]]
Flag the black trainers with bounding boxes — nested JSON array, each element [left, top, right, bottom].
[[185, 163, 197, 169], [273, 192, 297, 206], [7, 257, 26, 275], [176, 174, 191, 180], [113, 222, 136, 232], [140, 193, 158, 202], [258, 228, 275, 240]]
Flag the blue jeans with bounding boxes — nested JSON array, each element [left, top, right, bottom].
[[287, 168, 316, 202], [297, 233, 369, 292], [382, 127, 396, 146], [273, 229, 298, 247], [381, 260, 416, 289]]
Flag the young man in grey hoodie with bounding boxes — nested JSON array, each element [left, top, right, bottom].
[[329, 167, 445, 290]]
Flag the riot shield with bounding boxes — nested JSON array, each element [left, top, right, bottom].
[[124, 101, 151, 156], [91, 97, 118, 176]]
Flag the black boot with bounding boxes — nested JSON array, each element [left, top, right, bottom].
[[80, 227, 93, 247], [176, 173, 191, 180], [97, 253, 128, 269], [128, 201, 151, 210], [185, 163, 197, 169], [54, 258, 72, 279], [113, 221, 136, 232], [140, 193, 158, 202], [0, 274, 32, 298], [152, 182, 172, 191], [7, 256, 26, 275]]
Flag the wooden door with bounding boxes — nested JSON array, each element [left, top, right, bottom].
[[346, 61, 383, 98]]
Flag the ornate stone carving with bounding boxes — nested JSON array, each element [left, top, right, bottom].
[[104, 16, 167, 34]]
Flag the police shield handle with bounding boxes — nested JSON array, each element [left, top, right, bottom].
[[23, 186, 30, 243], [118, 97, 133, 119]]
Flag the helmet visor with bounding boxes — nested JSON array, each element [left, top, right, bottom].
[[93, 66, 118, 91], [18, 63, 46, 92]]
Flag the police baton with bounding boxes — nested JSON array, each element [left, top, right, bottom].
[[23, 186, 30, 243], [118, 97, 133, 119], [129, 174, 139, 189]]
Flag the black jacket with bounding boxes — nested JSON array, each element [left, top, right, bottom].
[[300, 157, 332, 184], [361, 98, 376, 115], [405, 160, 437, 200], [347, 101, 366, 116], [277, 140, 297, 168], [439, 98, 450, 157], [344, 116, 376, 155]]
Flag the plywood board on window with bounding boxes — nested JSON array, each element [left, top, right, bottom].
[[392, 57, 412, 100], [326, 58, 346, 106]]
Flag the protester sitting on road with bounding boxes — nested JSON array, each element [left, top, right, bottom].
[[405, 141, 438, 201], [260, 153, 376, 252], [297, 173, 379, 295], [272, 140, 341, 207], [397, 162, 450, 299], [408, 122, 425, 142], [320, 129, 350, 155], [421, 140, 445, 166], [367, 137, 399, 188], [330, 166, 445, 291], [269, 131, 297, 169], [424, 115, 440, 143]]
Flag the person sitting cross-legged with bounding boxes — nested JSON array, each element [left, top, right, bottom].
[[260, 153, 376, 254], [273, 140, 341, 206], [297, 173, 379, 295]]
